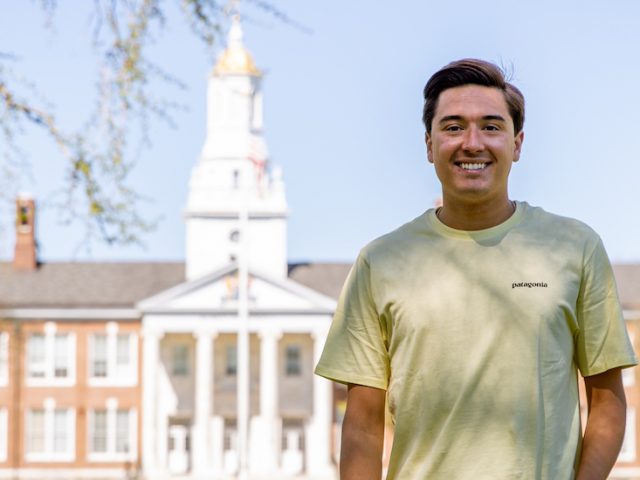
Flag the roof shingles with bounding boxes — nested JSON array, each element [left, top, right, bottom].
[[2, 261, 637, 311]]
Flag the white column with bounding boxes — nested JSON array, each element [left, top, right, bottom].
[[249, 329, 280, 473], [307, 329, 334, 476], [157, 336, 169, 471], [236, 196, 250, 480], [142, 330, 162, 476], [193, 331, 215, 474], [211, 415, 224, 472]]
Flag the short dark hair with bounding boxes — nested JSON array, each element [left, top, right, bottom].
[[422, 59, 525, 135]]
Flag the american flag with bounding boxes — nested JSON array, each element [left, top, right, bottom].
[[248, 134, 268, 183]]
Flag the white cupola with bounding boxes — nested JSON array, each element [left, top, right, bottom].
[[185, 16, 288, 281]]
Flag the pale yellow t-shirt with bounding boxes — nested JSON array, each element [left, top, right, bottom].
[[315, 202, 637, 479]]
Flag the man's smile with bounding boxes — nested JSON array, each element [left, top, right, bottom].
[[454, 161, 491, 171]]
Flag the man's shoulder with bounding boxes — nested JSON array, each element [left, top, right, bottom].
[[525, 203, 598, 237], [359, 210, 432, 262], [522, 203, 601, 242]]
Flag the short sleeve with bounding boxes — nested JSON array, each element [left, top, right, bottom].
[[575, 237, 638, 376], [314, 252, 390, 390]]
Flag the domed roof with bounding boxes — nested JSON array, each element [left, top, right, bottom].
[[213, 16, 261, 77]]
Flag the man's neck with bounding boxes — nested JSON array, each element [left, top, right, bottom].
[[436, 196, 516, 231]]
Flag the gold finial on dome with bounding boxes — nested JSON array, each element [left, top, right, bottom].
[[213, 16, 261, 76]]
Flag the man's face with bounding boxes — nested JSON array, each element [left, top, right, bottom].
[[426, 85, 524, 206]]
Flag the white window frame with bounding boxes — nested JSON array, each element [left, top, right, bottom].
[[226, 344, 237, 376], [171, 344, 189, 377], [285, 344, 302, 376], [88, 323, 138, 387], [0, 408, 7, 462], [25, 323, 76, 387], [619, 407, 637, 462], [0, 332, 8, 387], [87, 398, 137, 463], [25, 399, 76, 462]]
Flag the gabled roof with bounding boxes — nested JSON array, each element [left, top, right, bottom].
[[138, 262, 338, 314], [288, 262, 351, 300], [0, 261, 352, 309], [0, 262, 185, 308], [2, 260, 636, 312]]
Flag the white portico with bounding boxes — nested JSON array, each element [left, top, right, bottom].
[[140, 17, 336, 480]]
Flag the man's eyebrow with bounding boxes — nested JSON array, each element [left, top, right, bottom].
[[483, 114, 507, 122], [438, 115, 463, 124], [437, 114, 507, 124]]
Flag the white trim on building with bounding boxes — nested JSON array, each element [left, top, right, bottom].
[[0, 309, 139, 320], [87, 398, 138, 463], [24, 398, 75, 463], [25, 323, 76, 387], [88, 322, 138, 387]]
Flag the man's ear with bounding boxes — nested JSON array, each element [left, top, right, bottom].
[[425, 132, 433, 163], [513, 130, 524, 163]]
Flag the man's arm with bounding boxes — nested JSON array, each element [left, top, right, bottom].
[[576, 367, 627, 480], [340, 383, 386, 480]]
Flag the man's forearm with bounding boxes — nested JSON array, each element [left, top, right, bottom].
[[576, 369, 627, 480], [340, 384, 386, 480], [340, 422, 384, 480]]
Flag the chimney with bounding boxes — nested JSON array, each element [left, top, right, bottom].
[[13, 194, 37, 271]]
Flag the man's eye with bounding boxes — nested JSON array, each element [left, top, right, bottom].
[[445, 125, 462, 132], [484, 124, 500, 131]]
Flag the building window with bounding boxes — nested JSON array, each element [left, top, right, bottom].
[[88, 327, 137, 386], [0, 332, 8, 386], [92, 411, 108, 453], [88, 404, 137, 462], [223, 418, 237, 451], [27, 334, 46, 378], [26, 326, 76, 386], [0, 408, 7, 462], [172, 344, 189, 377], [27, 410, 45, 454], [285, 345, 302, 376], [281, 418, 305, 451], [93, 335, 108, 378], [53, 334, 69, 378], [619, 407, 637, 462], [226, 345, 237, 376], [115, 410, 130, 453], [116, 334, 130, 373], [53, 410, 68, 453], [25, 404, 75, 462]]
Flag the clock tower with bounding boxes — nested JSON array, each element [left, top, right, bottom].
[[185, 17, 288, 280]]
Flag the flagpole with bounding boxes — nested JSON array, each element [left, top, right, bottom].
[[237, 190, 250, 480]]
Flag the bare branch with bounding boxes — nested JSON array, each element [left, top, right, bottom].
[[1, 0, 298, 250]]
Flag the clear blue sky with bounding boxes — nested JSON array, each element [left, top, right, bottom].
[[1, 0, 639, 263]]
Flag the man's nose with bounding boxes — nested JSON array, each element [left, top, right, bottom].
[[462, 127, 484, 152]]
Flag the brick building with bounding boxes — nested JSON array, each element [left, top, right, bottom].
[[0, 15, 638, 480]]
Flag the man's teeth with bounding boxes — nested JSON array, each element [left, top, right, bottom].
[[460, 163, 487, 170]]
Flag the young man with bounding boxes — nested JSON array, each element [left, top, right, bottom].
[[315, 59, 638, 479]]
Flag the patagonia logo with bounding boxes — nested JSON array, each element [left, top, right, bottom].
[[512, 282, 548, 289]]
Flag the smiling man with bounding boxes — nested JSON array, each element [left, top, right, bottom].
[[315, 59, 637, 479]]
